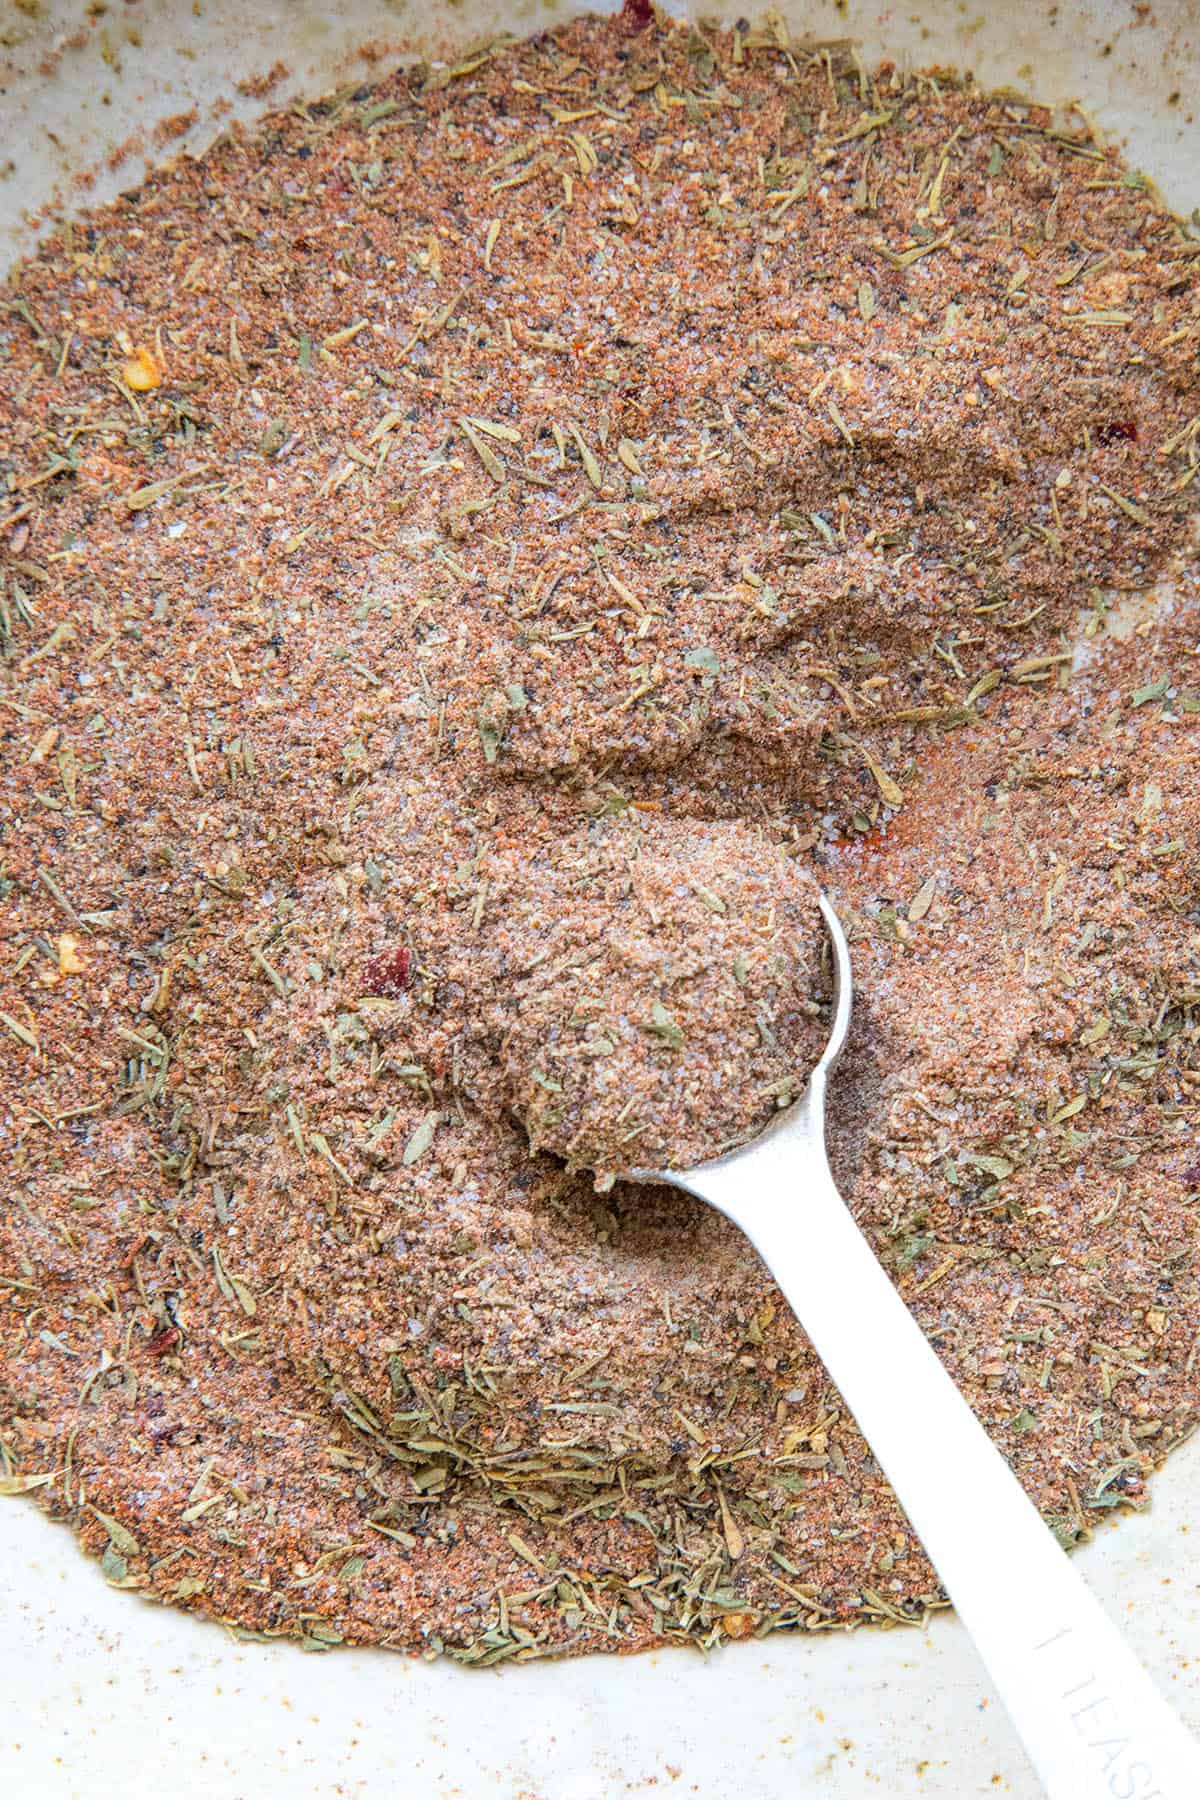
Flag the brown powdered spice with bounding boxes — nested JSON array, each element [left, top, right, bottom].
[[2, 16, 1199, 1664], [401, 816, 829, 1188]]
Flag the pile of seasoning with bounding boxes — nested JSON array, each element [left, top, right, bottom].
[[2, 13, 1199, 1663], [404, 815, 830, 1188]]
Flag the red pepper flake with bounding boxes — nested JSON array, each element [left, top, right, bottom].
[[120, 1232, 151, 1270], [365, 944, 413, 996], [147, 1326, 181, 1357], [1096, 419, 1138, 443], [620, 0, 654, 29]]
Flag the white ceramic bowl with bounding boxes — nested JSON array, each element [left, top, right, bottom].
[[3, 5, 1199, 1795]]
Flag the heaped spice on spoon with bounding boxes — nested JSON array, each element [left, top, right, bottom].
[[449, 818, 828, 1187], [2, 15, 1200, 1663]]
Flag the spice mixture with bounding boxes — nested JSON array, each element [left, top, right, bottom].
[[409, 816, 829, 1188], [2, 13, 1200, 1663]]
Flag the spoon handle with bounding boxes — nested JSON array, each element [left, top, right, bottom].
[[714, 1153, 1200, 1799]]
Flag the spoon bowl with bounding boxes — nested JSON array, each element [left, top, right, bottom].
[[630, 891, 852, 1197]]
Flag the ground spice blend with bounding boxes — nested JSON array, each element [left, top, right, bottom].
[[2, 14, 1200, 1663], [409, 815, 831, 1188]]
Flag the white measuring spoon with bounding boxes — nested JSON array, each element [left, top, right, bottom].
[[628, 895, 1200, 1799]]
